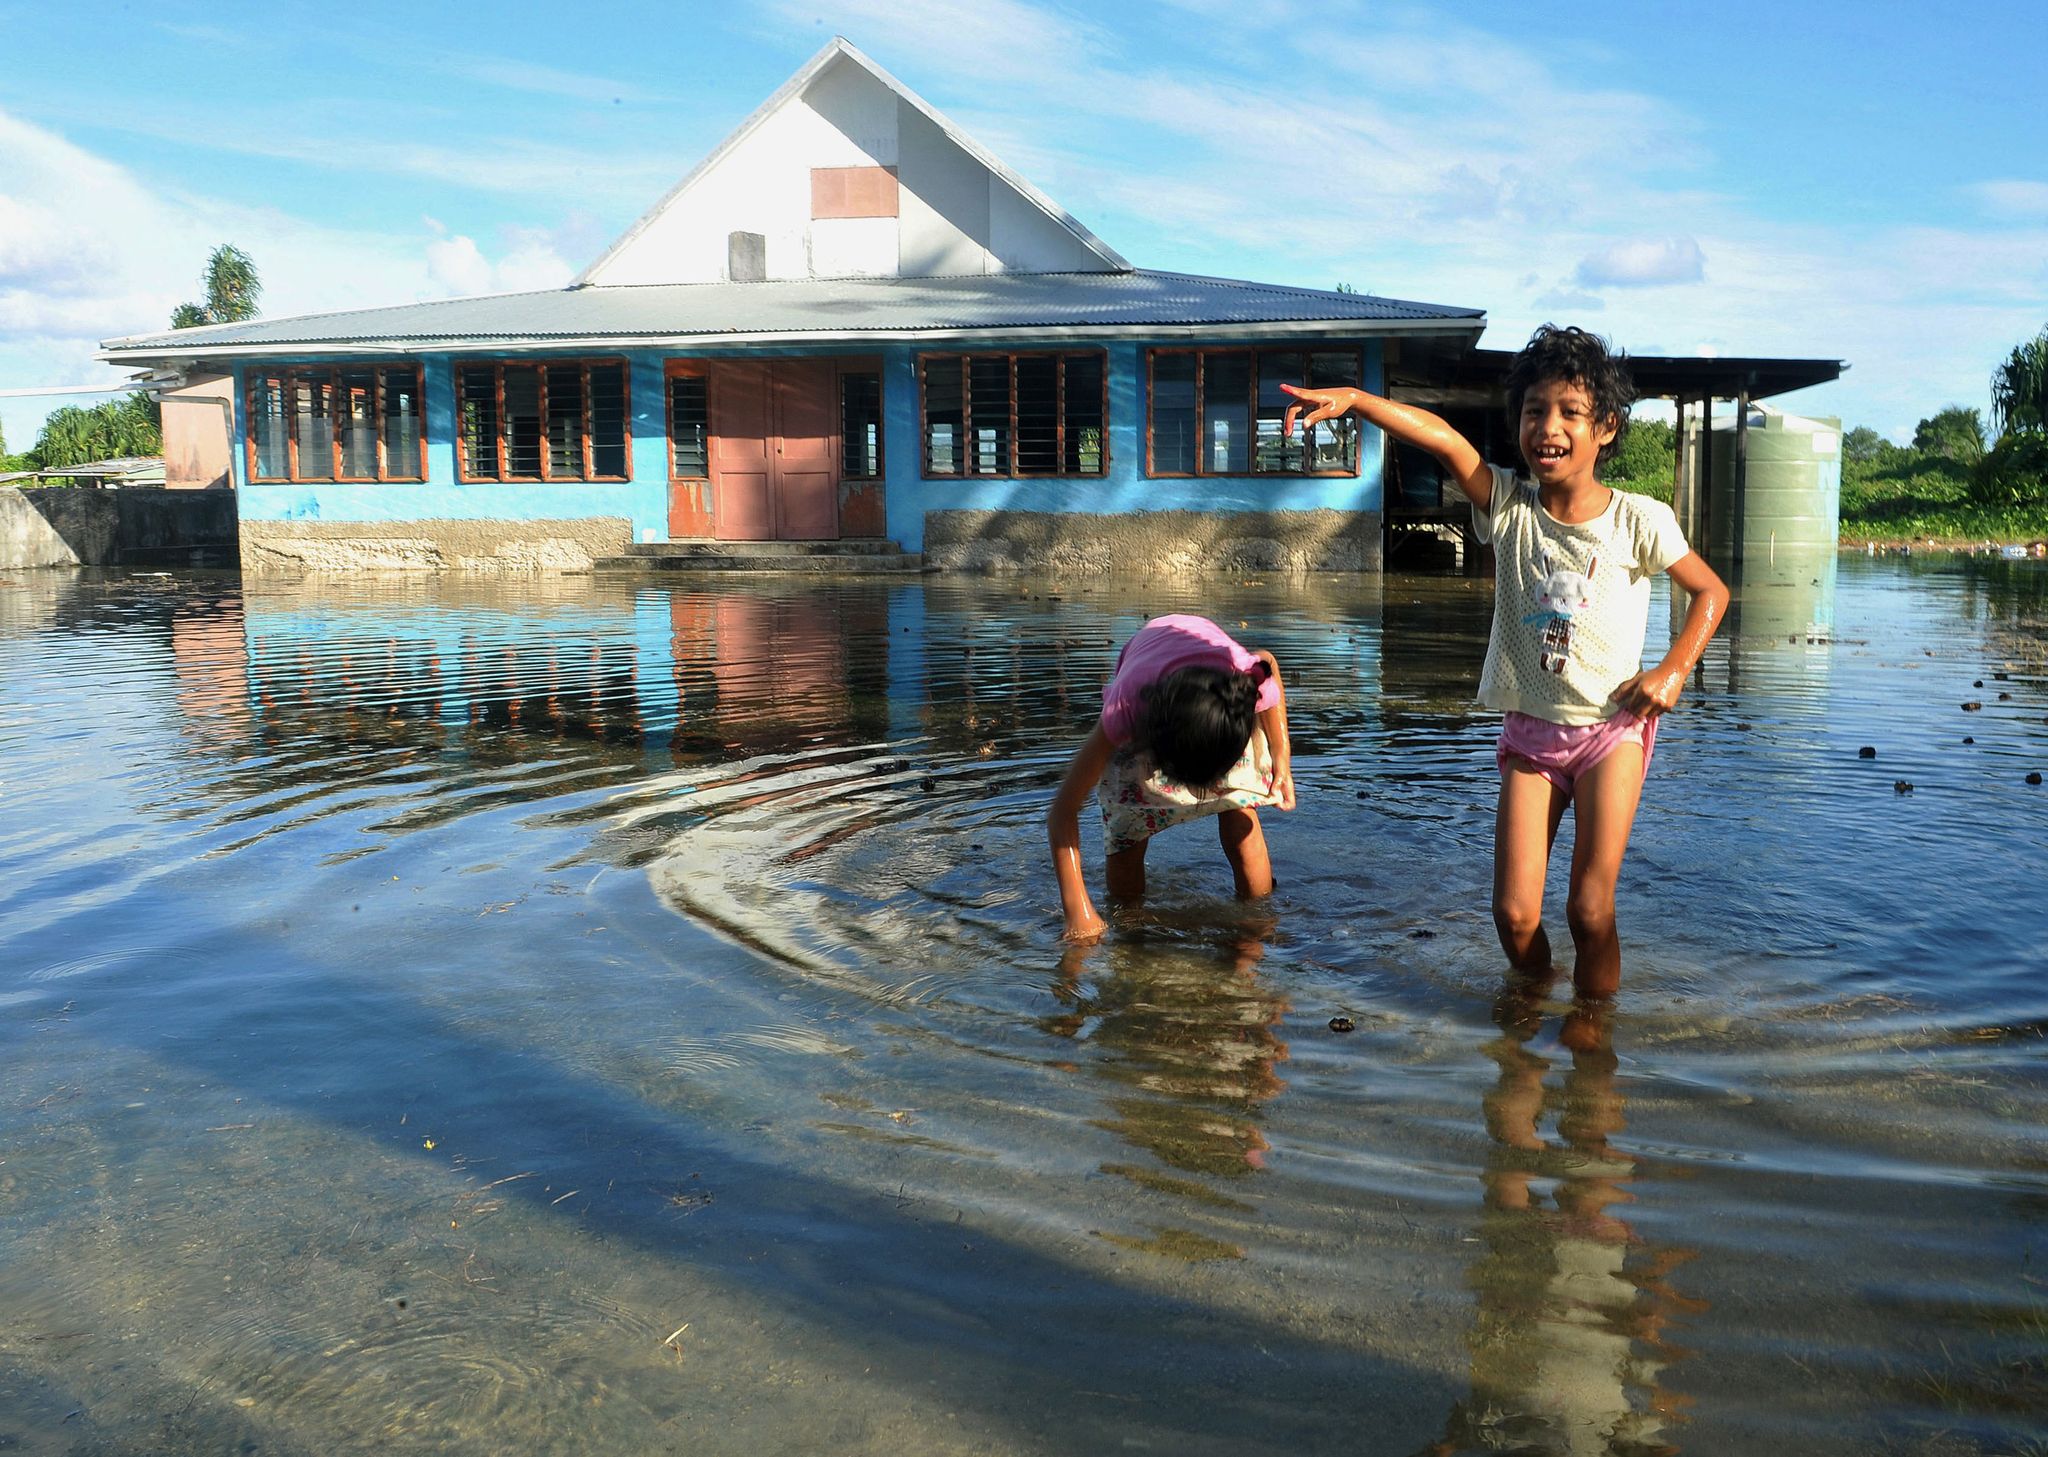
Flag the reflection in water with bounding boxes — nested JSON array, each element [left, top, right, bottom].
[[1048, 919, 1289, 1183], [1426, 995, 1701, 1456], [2, 564, 2043, 1455]]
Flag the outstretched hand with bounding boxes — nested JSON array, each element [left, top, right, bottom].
[[1279, 383, 1355, 439]]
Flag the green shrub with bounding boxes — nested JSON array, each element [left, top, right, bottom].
[[1606, 418, 1674, 501], [1972, 432, 2048, 508]]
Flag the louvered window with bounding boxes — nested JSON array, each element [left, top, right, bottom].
[[247, 364, 425, 482], [918, 351, 1108, 478]]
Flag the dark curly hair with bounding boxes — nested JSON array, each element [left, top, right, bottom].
[[1504, 323, 1635, 468], [1139, 665, 1258, 788]]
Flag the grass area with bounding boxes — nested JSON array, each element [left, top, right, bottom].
[[1607, 450, 2048, 546], [1840, 455, 2048, 544]]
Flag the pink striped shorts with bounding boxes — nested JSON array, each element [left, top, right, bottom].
[[1496, 710, 1657, 792]]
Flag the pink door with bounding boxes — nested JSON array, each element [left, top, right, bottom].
[[773, 360, 840, 540], [708, 361, 840, 541], [710, 363, 777, 541]]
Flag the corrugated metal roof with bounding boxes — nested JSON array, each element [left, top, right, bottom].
[[100, 270, 1484, 362]]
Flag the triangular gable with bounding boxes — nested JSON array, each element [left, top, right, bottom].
[[576, 38, 1128, 287]]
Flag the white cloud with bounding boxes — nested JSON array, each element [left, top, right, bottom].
[[0, 106, 591, 443], [1533, 288, 1605, 313], [424, 225, 575, 297], [1575, 238, 1707, 288], [1966, 179, 2048, 219]]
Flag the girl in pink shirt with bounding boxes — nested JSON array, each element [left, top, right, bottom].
[[1048, 615, 1295, 943]]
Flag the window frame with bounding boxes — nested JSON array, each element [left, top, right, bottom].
[[916, 349, 1109, 481], [837, 357, 886, 483], [454, 357, 633, 485], [1145, 346, 1365, 479], [664, 360, 712, 482], [245, 362, 427, 484]]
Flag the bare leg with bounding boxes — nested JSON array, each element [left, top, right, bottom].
[[1216, 807, 1273, 898], [1493, 763, 1569, 974], [1105, 839, 1148, 903], [1564, 742, 1646, 999]]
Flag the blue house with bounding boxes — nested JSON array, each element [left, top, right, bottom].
[[100, 39, 1486, 574]]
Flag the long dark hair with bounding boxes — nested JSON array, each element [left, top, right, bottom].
[[1139, 666, 1258, 786]]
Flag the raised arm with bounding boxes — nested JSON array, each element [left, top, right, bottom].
[[1281, 384, 1496, 513], [1609, 551, 1729, 718], [1047, 721, 1117, 942], [1252, 650, 1295, 811]]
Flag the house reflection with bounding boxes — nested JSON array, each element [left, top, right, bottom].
[[1422, 999, 1701, 1456]]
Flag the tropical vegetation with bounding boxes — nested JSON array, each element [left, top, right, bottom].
[[0, 245, 262, 480], [171, 244, 262, 329]]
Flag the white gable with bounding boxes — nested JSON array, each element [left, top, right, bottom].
[[577, 39, 1127, 286]]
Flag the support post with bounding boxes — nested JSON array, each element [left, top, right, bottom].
[[1733, 385, 1751, 568]]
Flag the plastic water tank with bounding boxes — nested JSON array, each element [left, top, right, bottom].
[[1707, 406, 1841, 573]]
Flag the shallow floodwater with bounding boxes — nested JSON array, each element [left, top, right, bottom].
[[0, 557, 2042, 1456]]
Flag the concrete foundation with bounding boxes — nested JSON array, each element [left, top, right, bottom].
[[1, 486, 238, 568], [921, 508, 1382, 575], [238, 517, 632, 574]]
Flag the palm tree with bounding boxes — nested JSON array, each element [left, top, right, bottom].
[[1990, 325, 2047, 436], [203, 244, 261, 323], [170, 244, 261, 328], [28, 396, 162, 470]]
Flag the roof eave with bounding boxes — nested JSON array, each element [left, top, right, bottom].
[[98, 317, 1485, 366]]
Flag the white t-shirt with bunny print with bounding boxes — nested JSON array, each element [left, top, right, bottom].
[[1470, 465, 1693, 726]]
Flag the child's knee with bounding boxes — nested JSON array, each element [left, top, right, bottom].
[[1492, 890, 1543, 942], [1565, 885, 1617, 941]]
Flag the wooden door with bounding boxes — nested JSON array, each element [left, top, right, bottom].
[[710, 362, 776, 541], [707, 360, 841, 541], [773, 360, 840, 540]]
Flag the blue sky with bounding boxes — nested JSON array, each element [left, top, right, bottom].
[[2, 0, 2044, 449]]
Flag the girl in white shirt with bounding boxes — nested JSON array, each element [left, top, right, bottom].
[[1284, 325, 1728, 998]]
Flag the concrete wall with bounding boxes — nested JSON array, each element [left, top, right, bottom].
[[160, 372, 236, 489], [0, 486, 239, 568], [238, 516, 630, 574], [227, 337, 1389, 573], [923, 508, 1382, 574]]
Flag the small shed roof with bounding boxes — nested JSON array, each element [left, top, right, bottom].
[[1449, 348, 1845, 403], [99, 270, 1485, 366], [36, 457, 166, 481]]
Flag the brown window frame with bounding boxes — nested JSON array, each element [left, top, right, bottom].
[[917, 349, 1109, 480], [838, 357, 885, 482], [245, 363, 427, 484], [664, 360, 711, 481], [454, 357, 632, 484], [1145, 346, 1364, 479]]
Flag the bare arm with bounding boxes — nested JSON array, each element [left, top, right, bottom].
[[1609, 551, 1729, 718], [1281, 384, 1496, 513], [1047, 721, 1116, 942], [1252, 650, 1295, 811]]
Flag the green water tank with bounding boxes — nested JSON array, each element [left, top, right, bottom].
[[1707, 407, 1842, 576]]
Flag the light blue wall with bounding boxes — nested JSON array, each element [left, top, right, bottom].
[[231, 339, 1387, 549], [879, 340, 1386, 550]]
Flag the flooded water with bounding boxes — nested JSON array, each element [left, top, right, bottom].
[[0, 557, 2042, 1456]]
